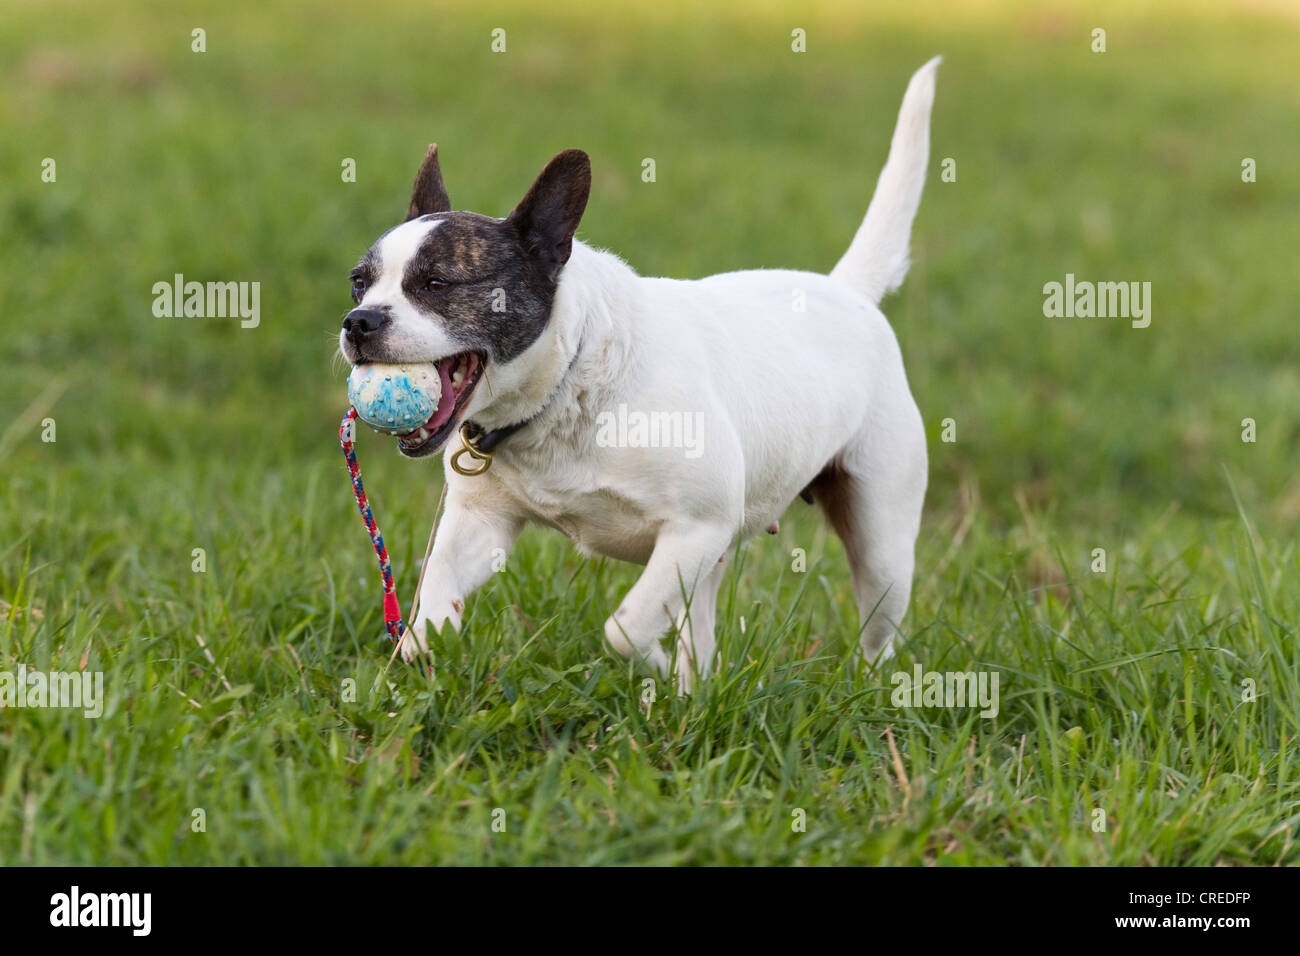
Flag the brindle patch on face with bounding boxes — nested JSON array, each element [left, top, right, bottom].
[[400, 211, 558, 364], [348, 248, 379, 304]]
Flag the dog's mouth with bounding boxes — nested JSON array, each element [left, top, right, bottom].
[[394, 351, 486, 458]]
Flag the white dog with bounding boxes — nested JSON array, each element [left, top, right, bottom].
[[339, 58, 939, 692]]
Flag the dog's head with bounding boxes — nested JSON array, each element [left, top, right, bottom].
[[339, 144, 591, 457]]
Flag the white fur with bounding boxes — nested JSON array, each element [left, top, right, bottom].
[[831, 56, 939, 303], [339, 218, 466, 363], [399, 60, 940, 692]]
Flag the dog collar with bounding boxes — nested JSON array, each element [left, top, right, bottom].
[[449, 418, 528, 476]]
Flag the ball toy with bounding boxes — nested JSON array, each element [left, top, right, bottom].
[[346, 362, 442, 435]]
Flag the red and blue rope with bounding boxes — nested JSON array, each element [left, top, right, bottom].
[[339, 407, 406, 644]]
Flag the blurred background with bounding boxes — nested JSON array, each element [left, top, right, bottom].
[[2, 0, 1299, 867]]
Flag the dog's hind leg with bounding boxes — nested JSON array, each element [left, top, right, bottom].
[[811, 411, 926, 665], [673, 556, 726, 695]]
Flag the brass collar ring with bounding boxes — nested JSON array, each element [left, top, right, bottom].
[[450, 422, 494, 476]]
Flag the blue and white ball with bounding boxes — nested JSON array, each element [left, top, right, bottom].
[[347, 363, 441, 435]]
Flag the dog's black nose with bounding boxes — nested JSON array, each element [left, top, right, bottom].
[[342, 308, 389, 345]]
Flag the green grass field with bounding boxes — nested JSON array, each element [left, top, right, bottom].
[[2, 0, 1298, 864]]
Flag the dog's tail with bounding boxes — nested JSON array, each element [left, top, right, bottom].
[[829, 57, 940, 306]]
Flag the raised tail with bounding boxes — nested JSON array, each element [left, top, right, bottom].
[[829, 57, 940, 306]]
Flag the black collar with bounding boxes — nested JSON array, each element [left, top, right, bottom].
[[458, 337, 584, 462], [460, 416, 528, 455]]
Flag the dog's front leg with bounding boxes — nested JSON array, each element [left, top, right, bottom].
[[604, 523, 733, 687], [401, 498, 522, 664]]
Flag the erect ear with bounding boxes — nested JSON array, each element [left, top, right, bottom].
[[405, 143, 451, 221], [506, 149, 591, 281]]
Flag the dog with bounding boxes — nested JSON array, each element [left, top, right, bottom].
[[339, 58, 938, 692]]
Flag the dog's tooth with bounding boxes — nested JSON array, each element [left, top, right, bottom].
[[418, 428, 429, 440]]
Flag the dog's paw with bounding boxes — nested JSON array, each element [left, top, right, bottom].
[[674, 665, 695, 697], [402, 600, 463, 664], [399, 619, 430, 664]]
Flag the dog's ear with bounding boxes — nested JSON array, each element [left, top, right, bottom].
[[507, 149, 591, 281], [405, 143, 452, 221]]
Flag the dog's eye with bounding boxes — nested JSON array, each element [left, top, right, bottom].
[[351, 276, 366, 299], [427, 279, 449, 292]]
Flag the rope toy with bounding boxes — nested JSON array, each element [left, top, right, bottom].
[[339, 363, 452, 659], [339, 407, 407, 644]]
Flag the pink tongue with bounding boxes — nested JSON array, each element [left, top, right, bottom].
[[425, 359, 459, 430], [397, 357, 461, 440]]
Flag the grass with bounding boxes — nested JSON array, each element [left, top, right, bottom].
[[1, 0, 1298, 864]]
